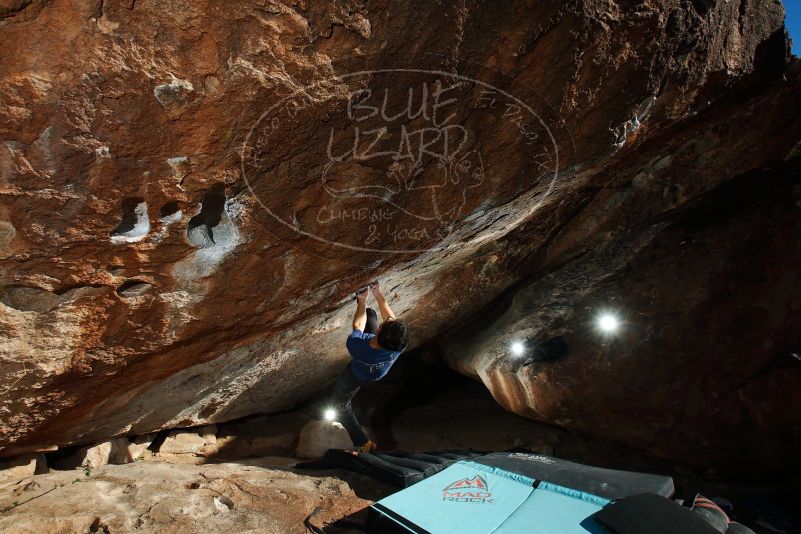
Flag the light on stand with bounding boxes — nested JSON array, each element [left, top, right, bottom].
[[323, 408, 337, 422]]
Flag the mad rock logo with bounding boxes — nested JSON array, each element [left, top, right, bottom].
[[442, 475, 494, 504], [241, 67, 560, 255]]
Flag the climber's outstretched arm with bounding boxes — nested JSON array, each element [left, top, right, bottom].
[[371, 282, 396, 322], [352, 288, 368, 331]]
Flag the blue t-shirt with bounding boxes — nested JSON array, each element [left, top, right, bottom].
[[346, 329, 401, 382]]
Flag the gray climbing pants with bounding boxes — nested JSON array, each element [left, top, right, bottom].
[[331, 367, 371, 447]]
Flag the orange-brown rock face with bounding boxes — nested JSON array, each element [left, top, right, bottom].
[[0, 0, 798, 472]]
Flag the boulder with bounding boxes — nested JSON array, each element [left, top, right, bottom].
[[442, 157, 801, 471], [0, 0, 798, 474], [0, 455, 46, 488], [218, 434, 297, 460], [158, 425, 218, 457], [127, 434, 155, 461], [52, 437, 134, 470], [295, 420, 353, 459], [248, 434, 296, 456]]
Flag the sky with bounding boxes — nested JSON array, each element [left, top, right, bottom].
[[786, 0, 801, 56]]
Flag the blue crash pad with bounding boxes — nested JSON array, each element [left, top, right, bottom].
[[370, 460, 610, 533]]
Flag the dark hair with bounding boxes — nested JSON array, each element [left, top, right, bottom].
[[377, 319, 409, 351]]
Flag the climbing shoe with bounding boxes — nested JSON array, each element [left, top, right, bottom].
[[358, 440, 377, 453]]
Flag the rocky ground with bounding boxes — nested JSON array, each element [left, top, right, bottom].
[[1, 356, 797, 533], [0, 458, 384, 534]]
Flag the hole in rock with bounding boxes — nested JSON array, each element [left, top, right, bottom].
[[112, 198, 143, 234], [215, 495, 235, 510], [116, 279, 152, 297], [186, 185, 236, 248], [159, 201, 182, 221], [111, 198, 150, 244]]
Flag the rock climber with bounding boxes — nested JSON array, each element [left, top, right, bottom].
[[330, 281, 409, 452]]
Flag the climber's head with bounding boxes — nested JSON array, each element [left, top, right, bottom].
[[376, 319, 409, 352]]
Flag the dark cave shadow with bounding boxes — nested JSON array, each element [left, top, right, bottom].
[[362, 345, 471, 450], [320, 507, 372, 533]]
